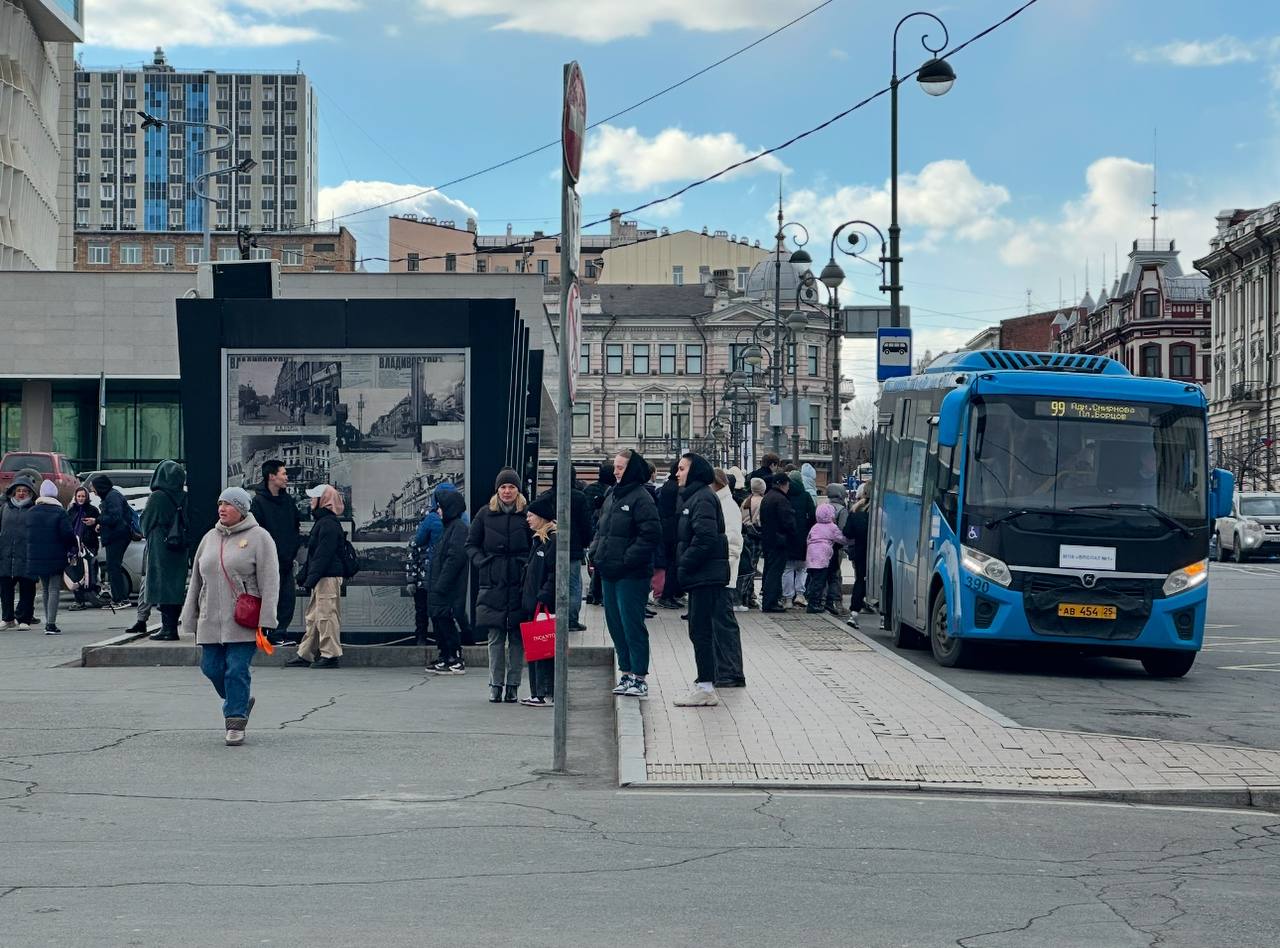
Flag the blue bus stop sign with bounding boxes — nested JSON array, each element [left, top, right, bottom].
[[876, 327, 912, 382]]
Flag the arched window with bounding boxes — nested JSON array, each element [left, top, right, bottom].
[[1141, 291, 1160, 319], [1140, 343, 1162, 377], [1170, 343, 1194, 379]]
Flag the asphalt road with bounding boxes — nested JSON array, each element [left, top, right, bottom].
[[880, 558, 1280, 749], [3, 624, 1279, 947]]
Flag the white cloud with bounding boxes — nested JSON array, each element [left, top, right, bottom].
[[784, 159, 1012, 254], [1133, 36, 1258, 67], [317, 180, 479, 270], [415, 0, 806, 43], [578, 124, 786, 195], [84, 0, 359, 49]]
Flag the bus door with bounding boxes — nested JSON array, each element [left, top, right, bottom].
[[866, 410, 893, 612]]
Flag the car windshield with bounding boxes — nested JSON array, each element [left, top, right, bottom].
[[1, 455, 52, 473], [1240, 496, 1280, 517], [965, 395, 1207, 531]]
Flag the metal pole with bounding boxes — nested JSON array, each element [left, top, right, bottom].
[[773, 197, 783, 455], [791, 328, 800, 466], [889, 72, 902, 329], [830, 292, 841, 482], [552, 62, 574, 774]]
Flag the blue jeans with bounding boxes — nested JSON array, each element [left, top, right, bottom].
[[200, 642, 256, 721], [602, 576, 650, 677], [567, 556, 583, 626]]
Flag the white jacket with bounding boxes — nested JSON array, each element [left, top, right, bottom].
[[715, 485, 744, 588]]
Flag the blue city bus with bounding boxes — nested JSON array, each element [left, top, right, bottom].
[[867, 350, 1234, 677]]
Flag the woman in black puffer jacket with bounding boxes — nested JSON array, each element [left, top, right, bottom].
[[466, 468, 533, 703]]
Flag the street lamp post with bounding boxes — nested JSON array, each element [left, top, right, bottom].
[[820, 220, 888, 483], [789, 272, 817, 467], [672, 385, 694, 458], [772, 189, 811, 455], [889, 12, 956, 328]]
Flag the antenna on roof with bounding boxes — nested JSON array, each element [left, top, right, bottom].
[[1151, 127, 1159, 243], [1026, 288, 1032, 315]]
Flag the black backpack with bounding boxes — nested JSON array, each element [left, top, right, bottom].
[[339, 537, 361, 578]]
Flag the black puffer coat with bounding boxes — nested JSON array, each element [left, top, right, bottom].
[[466, 492, 532, 632], [428, 490, 469, 619], [676, 454, 730, 590], [300, 507, 345, 590], [26, 497, 74, 578], [251, 484, 302, 564], [521, 529, 557, 620], [760, 484, 797, 554], [0, 477, 37, 579], [589, 452, 661, 581]]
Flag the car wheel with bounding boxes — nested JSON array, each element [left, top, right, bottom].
[[1234, 535, 1249, 563], [1215, 533, 1228, 562], [929, 586, 972, 668], [1140, 649, 1196, 678]]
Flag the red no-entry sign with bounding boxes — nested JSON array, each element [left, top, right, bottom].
[[562, 62, 586, 184]]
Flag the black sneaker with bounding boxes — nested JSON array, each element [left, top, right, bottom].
[[124, 620, 148, 635], [149, 630, 179, 641], [284, 656, 311, 668], [44, 624, 61, 635], [446, 660, 466, 675], [426, 659, 452, 674], [311, 656, 340, 669]]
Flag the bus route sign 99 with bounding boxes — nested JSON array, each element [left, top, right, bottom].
[[877, 327, 912, 382]]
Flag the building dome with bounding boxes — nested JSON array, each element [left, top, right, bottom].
[[745, 257, 810, 303]]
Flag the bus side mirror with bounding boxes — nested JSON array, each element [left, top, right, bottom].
[[937, 389, 965, 448], [1210, 468, 1234, 521]]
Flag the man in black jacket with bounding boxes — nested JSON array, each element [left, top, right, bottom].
[[286, 484, 347, 669], [426, 490, 469, 673], [672, 452, 729, 708], [655, 461, 683, 608], [250, 460, 303, 645], [759, 473, 797, 612], [550, 463, 593, 632], [590, 449, 662, 698]]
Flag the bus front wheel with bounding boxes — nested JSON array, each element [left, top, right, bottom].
[[929, 588, 971, 668], [1140, 649, 1196, 678]]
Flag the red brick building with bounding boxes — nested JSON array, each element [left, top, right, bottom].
[[965, 308, 1078, 352], [73, 227, 357, 272]]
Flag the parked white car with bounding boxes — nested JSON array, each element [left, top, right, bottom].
[[1215, 491, 1280, 562]]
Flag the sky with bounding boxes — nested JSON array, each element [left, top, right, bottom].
[[80, 0, 1280, 426]]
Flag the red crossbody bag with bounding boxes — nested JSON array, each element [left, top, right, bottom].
[[220, 538, 262, 630]]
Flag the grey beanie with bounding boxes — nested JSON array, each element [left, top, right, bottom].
[[218, 486, 253, 517], [826, 483, 847, 500]]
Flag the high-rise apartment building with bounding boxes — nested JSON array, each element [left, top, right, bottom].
[[0, 0, 83, 270], [74, 47, 318, 242]]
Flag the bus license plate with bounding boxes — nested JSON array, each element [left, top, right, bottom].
[[1058, 603, 1116, 620]]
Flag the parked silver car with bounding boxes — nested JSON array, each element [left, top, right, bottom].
[[1215, 491, 1280, 562]]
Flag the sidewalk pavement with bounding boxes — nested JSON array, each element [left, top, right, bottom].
[[599, 602, 1280, 806]]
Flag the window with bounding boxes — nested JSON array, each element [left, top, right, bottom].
[[445, 253, 457, 272], [579, 344, 590, 375], [671, 404, 690, 445], [632, 344, 650, 374], [1141, 291, 1159, 319], [672, 265, 684, 286], [476, 259, 487, 273], [217, 184, 229, 202], [283, 137, 296, 152], [76, 208, 89, 227], [284, 86, 297, 102], [186, 246, 203, 265], [685, 344, 703, 375], [283, 161, 296, 176], [122, 184, 135, 201], [737, 267, 749, 290], [122, 134, 136, 151], [572, 402, 591, 438], [100, 183, 115, 201], [169, 209, 183, 228], [122, 208, 135, 228], [88, 244, 110, 265], [606, 344, 623, 374], [168, 133, 182, 151], [76, 158, 89, 175], [262, 160, 275, 177], [102, 159, 114, 177], [76, 183, 88, 199], [808, 345, 820, 376], [154, 246, 173, 266], [1140, 343, 1162, 377], [808, 404, 821, 444], [169, 159, 183, 175], [122, 159, 135, 176], [699, 265, 710, 285], [659, 344, 676, 374], [281, 245, 303, 267], [217, 247, 237, 261], [313, 242, 335, 253], [168, 184, 183, 201], [1171, 344, 1194, 379], [730, 343, 757, 381], [643, 402, 664, 438], [537, 258, 548, 276], [76, 133, 89, 149], [584, 258, 597, 278], [120, 245, 141, 265], [103, 134, 116, 150], [407, 253, 420, 272], [252, 248, 272, 261], [282, 185, 296, 202], [618, 402, 637, 439], [263, 136, 276, 153], [787, 343, 797, 374]]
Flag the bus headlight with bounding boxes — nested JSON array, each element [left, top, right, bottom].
[[1162, 559, 1208, 597], [961, 546, 1012, 588]]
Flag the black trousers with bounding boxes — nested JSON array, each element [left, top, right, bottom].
[[431, 614, 460, 661], [761, 547, 787, 610], [661, 543, 683, 600], [824, 546, 844, 607], [0, 576, 36, 623], [103, 539, 129, 603], [159, 603, 181, 633], [685, 586, 723, 684], [711, 589, 744, 683], [849, 540, 868, 612], [805, 568, 828, 609], [414, 588, 433, 644], [527, 657, 554, 698], [275, 561, 297, 633]]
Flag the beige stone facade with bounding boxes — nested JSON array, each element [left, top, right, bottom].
[[72, 227, 357, 272], [598, 229, 770, 287]]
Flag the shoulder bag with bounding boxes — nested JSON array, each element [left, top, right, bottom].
[[220, 537, 262, 630]]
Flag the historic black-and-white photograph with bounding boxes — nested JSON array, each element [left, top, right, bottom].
[[349, 544, 410, 587], [335, 354, 466, 454], [421, 422, 465, 466], [231, 356, 342, 426]]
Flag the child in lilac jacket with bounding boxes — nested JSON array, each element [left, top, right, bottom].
[[804, 503, 845, 614]]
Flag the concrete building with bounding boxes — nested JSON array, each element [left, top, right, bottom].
[[1194, 203, 1280, 487], [388, 210, 769, 286], [72, 226, 356, 271], [0, 0, 82, 270], [1051, 239, 1209, 385], [74, 48, 319, 239], [552, 263, 833, 473], [0, 271, 546, 466], [965, 308, 1077, 352]]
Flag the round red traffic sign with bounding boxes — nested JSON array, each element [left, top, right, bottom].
[[562, 62, 587, 183]]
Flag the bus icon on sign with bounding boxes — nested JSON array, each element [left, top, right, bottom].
[[882, 341, 909, 355], [876, 327, 912, 381]]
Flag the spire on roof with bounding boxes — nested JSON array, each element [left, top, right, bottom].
[[1080, 289, 1095, 311]]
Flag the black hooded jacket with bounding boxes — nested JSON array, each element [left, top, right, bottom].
[[760, 482, 798, 553], [301, 506, 345, 590], [676, 454, 730, 590], [582, 463, 615, 529], [428, 490, 469, 618], [588, 451, 661, 581], [521, 528, 557, 620], [251, 484, 302, 563], [550, 466, 594, 560]]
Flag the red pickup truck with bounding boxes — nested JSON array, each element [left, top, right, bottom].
[[0, 452, 81, 506]]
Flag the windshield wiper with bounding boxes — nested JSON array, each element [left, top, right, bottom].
[[1068, 503, 1193, 538], [985, 507, 1109, 529]]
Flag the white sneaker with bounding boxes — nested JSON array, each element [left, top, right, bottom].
[[733, 604, 749, 612], [0, 620, 15, 630], [673, 687, 719, 708], [612, 674, 633, 695], [224, 728, 245, 746], [16, 623, 30, 632]]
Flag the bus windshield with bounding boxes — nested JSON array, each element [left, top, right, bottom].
[[965, 396, 1206, 530]]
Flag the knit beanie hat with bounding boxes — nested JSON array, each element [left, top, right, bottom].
[[495, 468, 520, 489], [826, 483, 847, 501], [218, 486, 253, 517], [39, 480, 58, 498], [750, 477, 766, 495], [527, 490, 556, 521]]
